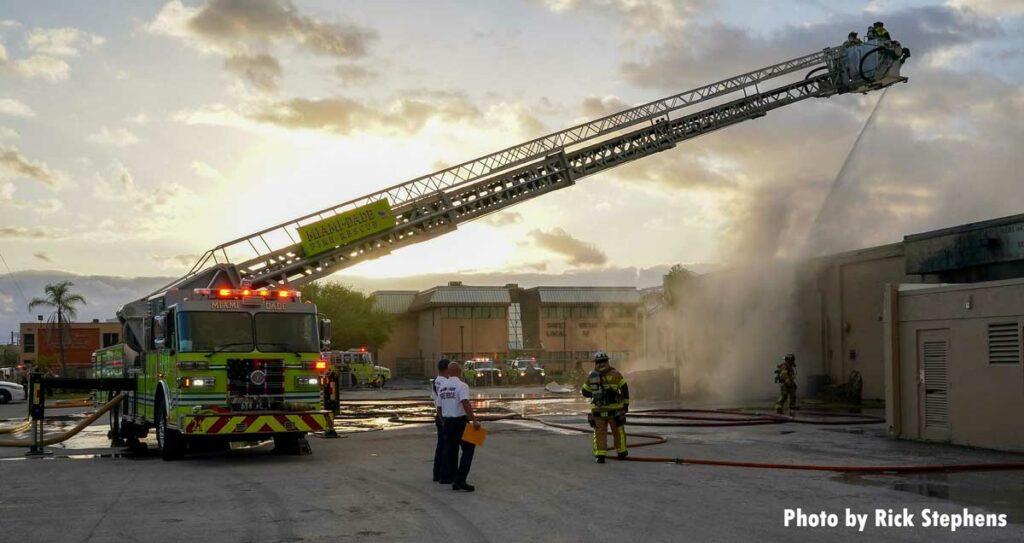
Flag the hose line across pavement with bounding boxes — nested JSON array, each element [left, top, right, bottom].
[[343, 397, 1024, 475], [0, 393, 125, 448]]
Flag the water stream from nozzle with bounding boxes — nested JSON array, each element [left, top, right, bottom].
[[802, 88, 889, 257]]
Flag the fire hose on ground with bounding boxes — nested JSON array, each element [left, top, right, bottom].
[[338, 398, 1024, 475], [0, 393, 125, 448]]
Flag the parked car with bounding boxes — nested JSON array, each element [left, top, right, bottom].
[[0, 380, 26, 404], [508, 358, 545, 384]]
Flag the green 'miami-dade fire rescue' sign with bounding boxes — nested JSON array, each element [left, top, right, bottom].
[[298, 199, 397, 257]]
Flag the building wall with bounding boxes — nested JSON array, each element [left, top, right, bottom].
[[538, 306, 638, 364], [376, 314, 418, 371], [885, 279, 1024, 452], [418, 309, 441, 373], [438, 316, 507, 359], [814, 244, 932, 399], [20, 321, 121, 377]]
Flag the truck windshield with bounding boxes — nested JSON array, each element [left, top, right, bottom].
[[475, 361, 495, 369], [255, 313, 318, 353], [177, 312, 253, 353]]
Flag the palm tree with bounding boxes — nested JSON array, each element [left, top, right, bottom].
[[28, 281, 87, 377]]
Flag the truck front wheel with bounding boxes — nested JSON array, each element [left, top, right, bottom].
[[156, 397, 185, 461]]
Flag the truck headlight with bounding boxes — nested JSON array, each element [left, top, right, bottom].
[[180, 376, 215, 389], [295, 376, 321, 387]]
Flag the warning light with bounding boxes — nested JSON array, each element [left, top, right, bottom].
[[359, 347, 367, 352], [259, 290, 270, 297], [218, 289, 231, 297], [241, 289, 251, 296], [278, 290, 290, 299], [314, 360, 328, 371]]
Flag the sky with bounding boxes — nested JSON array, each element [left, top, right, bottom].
[[0, 0, 1023, 308]]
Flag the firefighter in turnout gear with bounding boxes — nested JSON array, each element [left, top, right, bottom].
[[581, 351, 630, 463], [774, 353, 798, 414]]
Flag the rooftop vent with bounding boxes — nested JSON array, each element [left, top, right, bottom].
[[448, 281, 463, 287]]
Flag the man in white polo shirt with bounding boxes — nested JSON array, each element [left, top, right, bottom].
[[432, 358, 451, 483], [437, 362, 481, 492]]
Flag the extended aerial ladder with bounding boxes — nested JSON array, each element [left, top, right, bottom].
[[119, 37, 908, 342]]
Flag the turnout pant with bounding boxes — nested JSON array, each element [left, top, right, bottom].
[[442, 416, 476, 484], [593, 412, 626, 457], [776, 384, 797, 412], [433, 415, 445, 481]]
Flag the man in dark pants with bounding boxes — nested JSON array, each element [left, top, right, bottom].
[[432, 358, 451, 483], [437, 362, 481, 491]]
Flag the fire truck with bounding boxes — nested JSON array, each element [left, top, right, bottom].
[[113, 286, 331, 459], [110, 35, 907, 460]]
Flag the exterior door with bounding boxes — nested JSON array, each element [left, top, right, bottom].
[[917, 329, 951, 441]]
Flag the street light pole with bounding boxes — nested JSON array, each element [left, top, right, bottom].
[[459, 325, 465, 360]]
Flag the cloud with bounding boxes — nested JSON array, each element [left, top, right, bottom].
[[25, 27, 104, 57], [0, 144, 61, 187], [537, 0, 705, 35], [0, 226, 66, 240], [0, 98, 34, 117], [0, 181, 12, 200], [11, 55, 70, 81], [619, 5, 1000, 90], [529, 227, 607, 266], [185, 90, 481, 136], [87, 126, 141, 147], [183, 0, 376, 57], [190, 160, 223, 180], [0, 127, 18, 140], [93, 163, 193, 221], [482, 211, 523, 227], [334, 63, 378, 87], [33, 252, 51, 263], [125, 113, 150, 124], [148, 0, 377, 88], [152, 253, 202, 268], [224, 53, 281, 92], [580, 95, 630, 119]]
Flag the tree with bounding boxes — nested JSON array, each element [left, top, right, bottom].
[[663, 264, 697, 307], [301, 282, 395, 351], [28, 280, 87, 377]]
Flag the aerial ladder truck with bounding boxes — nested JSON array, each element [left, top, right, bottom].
[[114, 36, 908, 459]]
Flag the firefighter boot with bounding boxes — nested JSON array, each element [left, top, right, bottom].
[[595, 455, 606, 464]]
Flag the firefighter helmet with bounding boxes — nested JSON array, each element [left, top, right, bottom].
[[784, 353, 795, 362], [593, 351, 610, 364]]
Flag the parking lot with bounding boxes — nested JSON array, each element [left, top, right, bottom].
[[1, 386, 1024, 542]]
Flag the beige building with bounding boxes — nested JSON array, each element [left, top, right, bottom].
[[521, 286, 641, 373], [371, 283, 641, 377], [883, 279, 1024, 452], [20, 319, 122, 377]]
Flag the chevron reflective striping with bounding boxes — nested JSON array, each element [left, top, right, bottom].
[[182, 413, 329, 434]]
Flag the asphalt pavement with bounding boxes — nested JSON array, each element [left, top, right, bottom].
[[1, 386, 1023, 542]]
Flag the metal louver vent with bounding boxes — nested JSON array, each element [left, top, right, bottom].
[[988, 322, 1020, 364], [922, 340, 948, 428]]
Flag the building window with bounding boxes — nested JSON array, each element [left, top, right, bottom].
[[988, 322, 1020, 364], [23, 333, 35, 354], [472, 307, 505, 319], [571, 306, 598, 319], [102, 332, 119, 348]]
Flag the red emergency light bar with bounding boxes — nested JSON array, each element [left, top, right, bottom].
[[193, 288, 301, 300]]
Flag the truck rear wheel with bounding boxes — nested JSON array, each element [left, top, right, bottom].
[[156, 398, 185, 461]]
